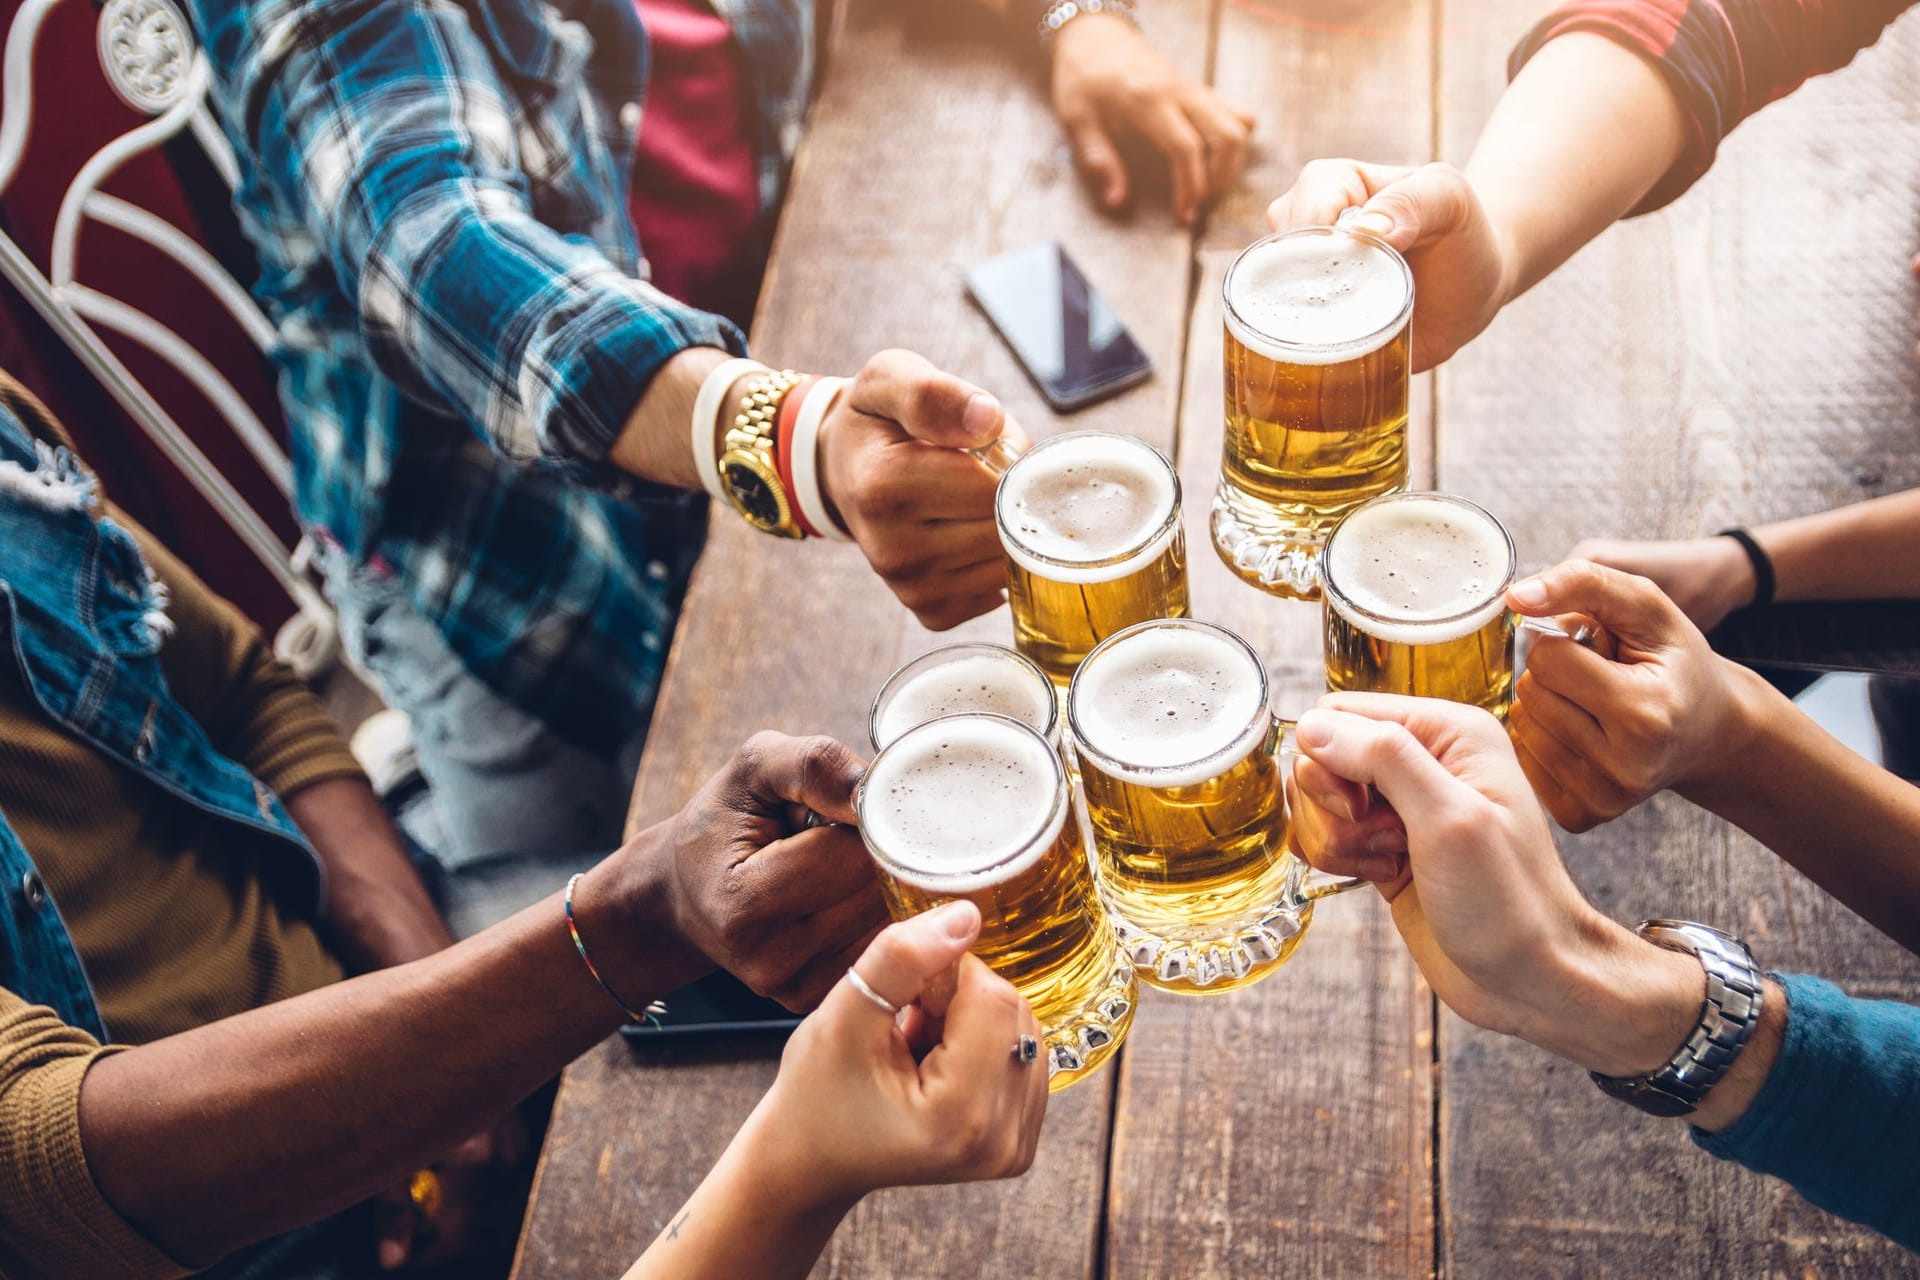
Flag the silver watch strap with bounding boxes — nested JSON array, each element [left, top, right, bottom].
[[1590, 920, 1765, 1118], [1036, 0, 1139, 43]]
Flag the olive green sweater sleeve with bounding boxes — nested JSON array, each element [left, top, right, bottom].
[[0, 989, 186, 1280]]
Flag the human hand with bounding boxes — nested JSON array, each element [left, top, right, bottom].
[[1265, 160, 1513, 372], [819, 350, 1032, 631], [738, 900, 1048, 1209], [1050, 13, 1253, 224], [372, 1114, 530, 1271], [1288, 693, 1701, 1079], [1562, 534, 1757, 632], [1506, 559, 1766, 831], [597, 732, 887, 1011]]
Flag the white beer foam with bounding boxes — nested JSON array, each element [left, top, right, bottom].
[[1225, 231, 1411, 366], [1071, 624, 1269, 789], [860, 715, 1067, 893], [874, 650, 1055, 749], [1324, 495, 1511, 646], [997, 433, 1179, 585]]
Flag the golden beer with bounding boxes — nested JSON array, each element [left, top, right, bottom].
[[1321, 491, 1517, 718], [857, 713, 1135, 1090], [868, 642, 1058, 751], [1212, 227, 1414, 600], [1068, 619, 1313, 994], [997, 431, 1189, 688]]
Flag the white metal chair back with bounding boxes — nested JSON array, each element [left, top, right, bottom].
[[0, 0, 337, 676]]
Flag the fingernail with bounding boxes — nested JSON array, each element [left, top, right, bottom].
[[1367, 828, 1408, 856], [1313, 791, 1355, 823], [961, 393, 1001, 444], [1295, 710, 1335, 749], [1354, 853, 1402, 882], [930, 899, 978, 942], [1509, 578, 1548, 609], [1352, 210, 1394, 236]]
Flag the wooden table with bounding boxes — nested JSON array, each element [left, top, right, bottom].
[[513, 2, 1920, 1274]]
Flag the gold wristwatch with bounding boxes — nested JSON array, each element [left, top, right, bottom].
[[718, 369, 804, 538]]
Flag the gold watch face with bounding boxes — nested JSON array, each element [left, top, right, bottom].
[[718, 451, 798, 536]]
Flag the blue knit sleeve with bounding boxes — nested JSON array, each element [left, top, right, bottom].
[[1692, 972, 1920, 1249]]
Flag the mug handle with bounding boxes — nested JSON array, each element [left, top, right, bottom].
[[1278, 719, 1370, 902]]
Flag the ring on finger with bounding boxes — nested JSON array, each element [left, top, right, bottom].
[[1011, 1035, 1040, 1066], [845, 967, 902, 1016]]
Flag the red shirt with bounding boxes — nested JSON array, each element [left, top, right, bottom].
[[629, 0, 767, 327]]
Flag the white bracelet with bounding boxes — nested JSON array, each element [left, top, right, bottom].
[[691, 357, 769, 501], [791, 376, 852, 542]]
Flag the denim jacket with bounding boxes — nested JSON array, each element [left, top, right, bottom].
[[0, 407, 323, 1042]]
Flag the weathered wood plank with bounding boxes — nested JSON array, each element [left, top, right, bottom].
[[1103, 1, 1438, 1273], [514, 2, 1209, 1276], [1437, 5, 1920, 1273]]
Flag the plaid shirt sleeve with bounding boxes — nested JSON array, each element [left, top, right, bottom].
[[189, 0, 747, 485], [1510, 0, 1915, 214]]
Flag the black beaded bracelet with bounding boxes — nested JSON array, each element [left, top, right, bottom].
[[1717, 527, 1776, 610]]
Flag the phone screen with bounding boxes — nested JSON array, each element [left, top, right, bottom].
[[967, 242, 1153, 410]]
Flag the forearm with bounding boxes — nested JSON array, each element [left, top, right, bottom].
[[78, 836, 705, 1265], [1754, 489, 1920, 604], [621, 1103, 854, 1280], [1466, 33, 1685, 306], [1679, 664, 1920, 954], [285, 777, 452, 972]]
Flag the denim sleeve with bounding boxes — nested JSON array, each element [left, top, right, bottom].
[[186, 0, 745, 483], [1692, 972, 1920, 1249]]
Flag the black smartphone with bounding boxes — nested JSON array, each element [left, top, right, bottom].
[[966, 242, 1153, 412], [617, 971, 802, 1043]]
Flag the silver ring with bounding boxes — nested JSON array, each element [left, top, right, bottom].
[[844, 967, 901, 1016], [804, 809, 828, 829], [1012, 1035, 1040, 1066]]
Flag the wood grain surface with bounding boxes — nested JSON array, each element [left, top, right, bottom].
[[516, 1, 1920, 1275], [1435, 3, 1920, 1274]]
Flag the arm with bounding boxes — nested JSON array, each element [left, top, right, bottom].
[[623, 903, 1047, 1280], [1286, 696, 1917, 1249], [1504, 559, 1920, 952], [1263, 0, 1909, 372], [128, 514, 451, 971], [1566, 488, 1920, 631], [74, 733, 884, 1266]]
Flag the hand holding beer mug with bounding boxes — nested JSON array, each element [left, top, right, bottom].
[[1069, 619, 1360, 994], [857, 714, 1136, 1089], [1321, 491, 1518, 718], [1507, 559, 1762, 832], [996, 431, 1190, 688], [1213, 226, 1414, 599]]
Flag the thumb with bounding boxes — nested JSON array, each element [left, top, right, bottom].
[[1293, 706, 1470, 825], [850, 350, 1005, 450], [1507, 558, 1690, 650], [732, 732, 866, 825], [1342, 163, 1474, 259], [1063, 109, 1129, 209], [843, 900, 982, 1014]]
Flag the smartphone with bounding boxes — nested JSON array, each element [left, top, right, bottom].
[[617, 971, 802, 1043], [966, 242, 1153, 412]]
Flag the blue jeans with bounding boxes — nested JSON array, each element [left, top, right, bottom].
[[325, 556, 647, 932]]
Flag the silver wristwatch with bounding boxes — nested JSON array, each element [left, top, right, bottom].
[[1590, 920, 1765, 1118]]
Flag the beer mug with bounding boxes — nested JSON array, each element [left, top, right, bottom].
[[857, 713, 1136, 1090], [1068, 618, 1359, 994], [1321, 490, 1517, 718], [996, 431, 1189, 689], [1212, 225, 1414, 600], [868, 642, 1059, 752]]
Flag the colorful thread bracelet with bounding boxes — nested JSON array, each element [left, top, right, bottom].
[[564, 873, 662, 1028]]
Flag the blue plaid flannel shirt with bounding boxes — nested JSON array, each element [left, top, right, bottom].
[[186, 0, 812, 755]]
